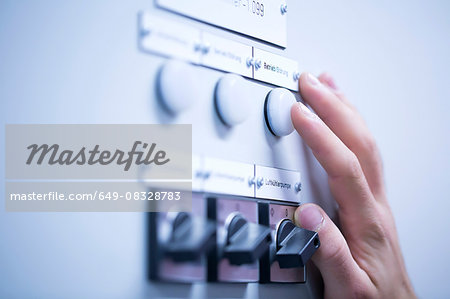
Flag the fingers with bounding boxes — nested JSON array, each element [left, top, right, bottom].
[[318, 73, 354, 109], [295, 204, 373, 298], [299, 73, 385, 197], [290, 101, 376, 214]]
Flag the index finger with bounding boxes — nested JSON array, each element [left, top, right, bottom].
[[290, 101, 376, 216]]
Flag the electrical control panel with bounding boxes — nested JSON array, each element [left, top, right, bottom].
[[142, 0, 323, 293], [0, 0, 327, 298], [148, 157, 319, 284]]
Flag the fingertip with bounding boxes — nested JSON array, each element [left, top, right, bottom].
[[295, 203, 325, 232], [318, 72, 338, 90], [299, 72, 321, 91], [290, 101, 318, 122]]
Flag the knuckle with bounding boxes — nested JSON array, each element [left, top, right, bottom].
[[345, 153, 363, 180], [363, 213, 389, 246], [367, 222, 388, 245], [359, 135, 378, 157], [328, 152, 364, 183]]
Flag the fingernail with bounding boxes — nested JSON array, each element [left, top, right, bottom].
[[325, 75, 338, 90], [324, 73, 338, 90], [306, 73, 320, 86], [295, 102, 317, 120], [295, 205, 324, 231]]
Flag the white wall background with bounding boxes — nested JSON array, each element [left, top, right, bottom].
[[289, 1, 450, 297]]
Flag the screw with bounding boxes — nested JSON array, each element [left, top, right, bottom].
[[194, 41, 202, 52], [293, 71, 300, 81], [254, 59, 262, 70], [248, 176, 256, 186], [280, 4, 288, 15], [246, 57, 254, 68], [201, 42, 210, 54], [203, 171, 211, 180], [257, 177, 264, 188], [295, 182, 302, 193], [140, 28, 151, 37]]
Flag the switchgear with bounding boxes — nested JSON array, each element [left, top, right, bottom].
[[275, 219, 320, 269], [210, 197, 263, 282], [163, 212, 216, 263], [257, 203, 320, 283], [150, 190, 320, 284], [144, 0, 322, 292], [223, 213, 271, 265], [149, 194, 212, 282]]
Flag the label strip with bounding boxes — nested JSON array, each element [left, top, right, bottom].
[[139, 12, 299, 91]]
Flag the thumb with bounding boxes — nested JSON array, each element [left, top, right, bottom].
[[295, 204, 370, 297]]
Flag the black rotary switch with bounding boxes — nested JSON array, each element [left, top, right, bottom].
[[164, 212, 216, 262], [275, 219, 320, 268], [223, 213, 272, 265]]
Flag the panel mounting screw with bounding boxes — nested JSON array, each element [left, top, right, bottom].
[[257, 177, 264, 188], [280, 4, 288, 15], [203, 171, 211, 180], [254, 59, 262, 70], [140, 28, 151, 37], [194, 41, 202, 52], [246, 57, 254, 68], [201, 42, 210, 54]]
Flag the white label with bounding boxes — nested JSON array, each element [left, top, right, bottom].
[[203, 158, 254, 197], [201, 32, 253, 78], [156, 0, 287, 47], [255, 165, 301, 203], [139, 12, 201, 63], [253, 48, 299, 91]]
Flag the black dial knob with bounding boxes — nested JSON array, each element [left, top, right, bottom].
[[275, 219, 320, 268], [223, 213, 272, 265], [164, 212, 216, 262]]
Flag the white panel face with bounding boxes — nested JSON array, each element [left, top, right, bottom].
[[157, 0, 288, 47], [253, 48, 299, 90], [201, 32, 253, 77]]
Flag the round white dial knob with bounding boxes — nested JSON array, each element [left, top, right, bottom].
[[215, 74, 251, 126], [158, 60, 198, 114], [264, 88, 297, 137]]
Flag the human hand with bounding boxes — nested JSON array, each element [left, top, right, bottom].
[[291, 73, 416, 298]]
